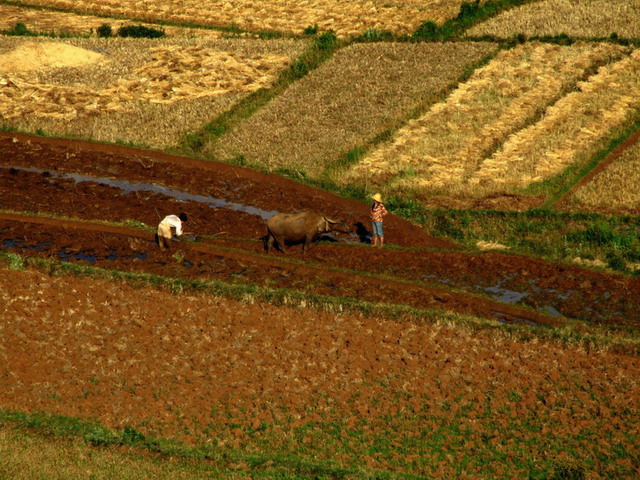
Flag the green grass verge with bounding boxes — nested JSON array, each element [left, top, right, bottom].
[[174, 30, 339, 157], [1, 250, 638, 353]]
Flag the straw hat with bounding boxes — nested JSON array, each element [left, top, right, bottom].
[[371, 192, 383, 202]]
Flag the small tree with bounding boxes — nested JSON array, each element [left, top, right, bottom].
[[8, 22, 29, 36], [117, 24, 165, 38], [96, 23, 112, 38]]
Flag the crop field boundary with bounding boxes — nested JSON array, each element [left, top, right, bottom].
[[549, 117, 640, 209], [0, 211, 568, 328], [317, 48, 501, 189], [176, 32, 339, 158]]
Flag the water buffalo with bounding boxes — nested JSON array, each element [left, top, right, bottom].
[[264, 211, 339, 254]]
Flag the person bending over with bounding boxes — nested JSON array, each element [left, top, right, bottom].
[[157, 212, 188, 249]]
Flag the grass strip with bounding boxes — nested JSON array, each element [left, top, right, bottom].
[[175, 31, 339, 157], [543, 115, 640, 209], [0, 410, 364, 479], [1, 251, 638, 353]]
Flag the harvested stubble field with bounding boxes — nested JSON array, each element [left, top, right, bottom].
[[206, 41, 496, 177], [346, 41, 629, 196], [18, 0, 479, 38], [0, 37, 306, 148], [0, 4, 226, 38], [347, 43, 640, 205], [565, 130, 640, 215], [469, 48, 640, 192], [467, 0, 640, 40]]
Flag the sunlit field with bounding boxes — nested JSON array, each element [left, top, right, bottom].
[[567, 137, 640, 215], [467, 0, 640, 40], [0, 37, 306, 148], [345, 42, 630, 197], [0, 4, 225, 38], [206, 41, 496, 177], [15, 0, 479, 37]]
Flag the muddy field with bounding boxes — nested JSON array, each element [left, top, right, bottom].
[[1, 132, 639, 327], [1, 132, 640, 477]]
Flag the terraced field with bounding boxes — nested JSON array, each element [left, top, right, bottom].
[[0, 37, 306, 148], [14, 0, 478, 37], [206, 41, 497, 177], [467, 0, 640, 39], [1, 132, 639, 478], [2, 1, 640, 478]]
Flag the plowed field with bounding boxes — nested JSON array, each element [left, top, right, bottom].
[[2, 132, 640, 326], [1, 132, 640, 477]]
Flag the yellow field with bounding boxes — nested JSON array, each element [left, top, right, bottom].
[[0, 37, 306, 148], [567, 139, 640, 215], [346, 42, 629, 196], [19, 0, 477, 37], [467, 0, 640, 39], [206, 42, 496, 177], [0, 4, 225, 38], [470, 49, 640, 192]]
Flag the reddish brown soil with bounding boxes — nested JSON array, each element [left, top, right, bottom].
[[2, 133, 640, 477], [1, 132, 639, 326], [1, 266, 639, 477]]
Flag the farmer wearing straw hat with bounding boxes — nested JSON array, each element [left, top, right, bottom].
[[156, 212, 188, 249], [370, 192, 388, 248]]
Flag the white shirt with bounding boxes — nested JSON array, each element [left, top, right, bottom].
[[159, 215, 184, 236]]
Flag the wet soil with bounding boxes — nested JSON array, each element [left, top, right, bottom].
[[1, 132, 639, 326]]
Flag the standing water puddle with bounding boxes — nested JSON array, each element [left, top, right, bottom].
[[2, 165, 279, 220]]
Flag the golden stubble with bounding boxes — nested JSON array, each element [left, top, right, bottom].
[[569, 140, 640, 214], [0, 37, 306, 149], [16, 0, 473, 37], [470, 49, 640, 192], [0, 4, 226, 38], [467, 0, 640, 39], [347, 42, 629, 196], [206, 42, 496, 177]]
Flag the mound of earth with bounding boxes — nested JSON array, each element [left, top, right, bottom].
[[0, 41, 105, 74]]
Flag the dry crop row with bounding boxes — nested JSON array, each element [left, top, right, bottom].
[[0, 38, 306, 148], [346, 42, 628, 195], [467, 0, 640, 39], [0, 4, 225, 38], [568, 139, 640, 215], [469, 49, 640, 192], [206, 42, 496, 177], [20, 0, 471, 37]]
